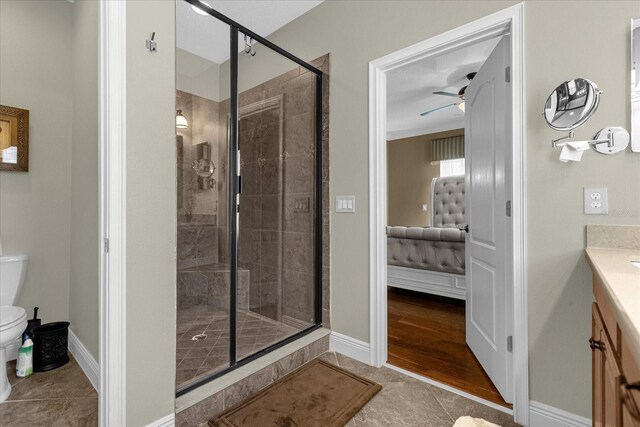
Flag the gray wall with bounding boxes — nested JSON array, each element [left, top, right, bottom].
[[524, 1, 640, 415], [0, 0, 73, 325], [1, 0, 100, 362], [126, 1, 177, 425], [177, 48, 222, 102], [226, 0, 640, 418], [387, 129, 464, 227], [69, 0, 99, 360]]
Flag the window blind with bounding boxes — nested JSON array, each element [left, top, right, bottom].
[[431, 135, 464, 161]]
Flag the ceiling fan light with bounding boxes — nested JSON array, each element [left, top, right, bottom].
[[457, 102, 466, 112]]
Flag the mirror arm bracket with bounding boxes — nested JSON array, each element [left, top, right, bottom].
[[551, 131, 575, 148], [551, 130, 615, 149]]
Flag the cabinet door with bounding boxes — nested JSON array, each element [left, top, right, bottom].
[[621, 335, 640, 427], [593, 303, 623, 427], [594, 303, 605, 427], [603, 333, 622, 427], [623, 400, 640, 427]]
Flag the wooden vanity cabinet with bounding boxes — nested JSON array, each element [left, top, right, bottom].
[[622, 336, 640, 427], [593, 303, 623, 427], [592, 276, 640, 427]]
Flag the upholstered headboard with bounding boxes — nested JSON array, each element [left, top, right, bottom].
[[430, 175, 465, 228]]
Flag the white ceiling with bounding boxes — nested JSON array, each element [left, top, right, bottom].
[[176, 0, 324, 64], [386, 37, 501, 141]]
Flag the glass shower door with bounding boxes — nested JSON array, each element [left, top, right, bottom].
[[235, 32, 319, 360], [176, 0, 323, 395]]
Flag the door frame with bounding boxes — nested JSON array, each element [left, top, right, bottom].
[[368, 3, 528, 425], [98, 0, 127, 425]]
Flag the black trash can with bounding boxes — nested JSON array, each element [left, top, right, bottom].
[[32, 322, 70, 372]]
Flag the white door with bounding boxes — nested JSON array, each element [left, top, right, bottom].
[[464, 36, 512, 402]]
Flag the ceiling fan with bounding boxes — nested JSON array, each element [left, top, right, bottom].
[[420, 72, 477, 116]]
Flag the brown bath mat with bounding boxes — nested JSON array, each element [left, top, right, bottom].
[[210, 358, 382, 427]]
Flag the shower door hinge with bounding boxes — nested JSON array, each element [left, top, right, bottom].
[[507, 335, 513, 352], [104, 238, 110, 253], [506, 200, 512, 217], [505, 66, 511, 83]]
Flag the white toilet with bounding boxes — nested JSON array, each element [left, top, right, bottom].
[[0, 255, 28, 402]]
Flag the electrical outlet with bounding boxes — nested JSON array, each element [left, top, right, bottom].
[[584, 187, 608, 215]]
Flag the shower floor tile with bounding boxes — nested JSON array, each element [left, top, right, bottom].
[[175, 306, 302, 389]]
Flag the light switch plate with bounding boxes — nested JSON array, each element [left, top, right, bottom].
[[293, 197, 309, 213], [336, 196, 355, 213], [584, 187, 608, 215]]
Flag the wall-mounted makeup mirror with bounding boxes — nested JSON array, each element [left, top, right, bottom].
[[544, 78, 601, 131], [544, 78, 630, 162], [631, 18, 640, 152]]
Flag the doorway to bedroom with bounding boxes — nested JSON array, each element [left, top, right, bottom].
[[385, 35, 510, 408], [372, 6, 527, 418]]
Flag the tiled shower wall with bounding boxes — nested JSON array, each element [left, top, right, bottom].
[[176, 90, 228, 309], [236, 106, 285, 320], [229, 54, 330, 326], [176, 54, 330, 327]]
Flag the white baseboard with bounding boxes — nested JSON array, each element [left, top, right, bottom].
[[145, 413, 175, 427], [529, 401, 591, 427], [68, 328, 100, 392], [387, 265, 466, 300], [329, 331, 371, 365]]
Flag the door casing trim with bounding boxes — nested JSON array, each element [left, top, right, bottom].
[[99, 0, 127, 425]]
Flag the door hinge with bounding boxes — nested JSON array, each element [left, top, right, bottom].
[[104, 238, 110, 253], [505, 66, 511, 83], [506, 200, 512, 217], [507, 335, 513, 352]]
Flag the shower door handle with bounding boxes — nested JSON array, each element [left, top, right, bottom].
[[237, 175, 242, 194]]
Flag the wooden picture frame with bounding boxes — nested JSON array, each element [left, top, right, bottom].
[[0, 105, 29, 172]]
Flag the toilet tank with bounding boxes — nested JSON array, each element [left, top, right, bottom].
[[0, 255, 28, 306]]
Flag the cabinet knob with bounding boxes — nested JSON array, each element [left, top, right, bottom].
[[589, 337, 604, 351]]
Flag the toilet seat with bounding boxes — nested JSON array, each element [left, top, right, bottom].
[[0, 306, 27, 332]]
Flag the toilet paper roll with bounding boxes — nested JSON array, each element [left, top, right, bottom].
[[559, 145, 585, 162]]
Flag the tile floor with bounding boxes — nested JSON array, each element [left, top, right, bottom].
[[0, 348, 522, 426], [176, 305, 301, 389], [0, 354, 97, 426], [318, 351, 522, 427]]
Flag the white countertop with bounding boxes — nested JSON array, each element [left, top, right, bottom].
[[586, 247, 640, 364]]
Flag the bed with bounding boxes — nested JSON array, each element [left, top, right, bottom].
[[387, 175, 467, 299]]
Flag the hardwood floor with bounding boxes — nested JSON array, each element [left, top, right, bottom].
[[387, 287, 511, 408]]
